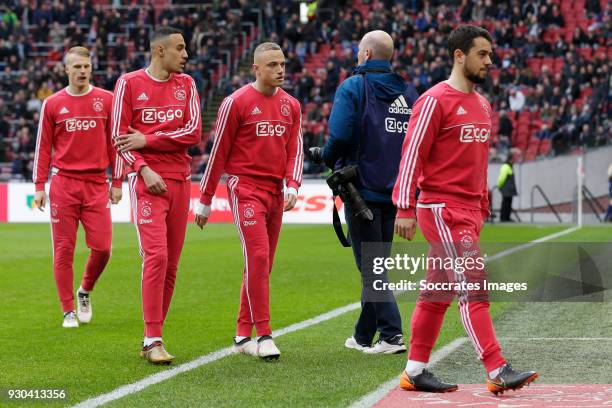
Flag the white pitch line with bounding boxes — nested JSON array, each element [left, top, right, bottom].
[[73, 225, 580, 407], [484, 225, 580, 262], [72, 302, 361, 408], [348, 337, 469, 408]]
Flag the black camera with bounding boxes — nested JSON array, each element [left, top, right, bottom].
[[307, 147, 373, 222], [326, 165, 373, 221]]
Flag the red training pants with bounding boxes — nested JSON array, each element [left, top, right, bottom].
[[408, 204, 506, 372], [49, 174, 112, 313], [128, 174, 190, 338], [227, 176, 284, 337]]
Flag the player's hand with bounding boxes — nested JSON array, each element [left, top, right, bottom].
[[195, 214, 208, 229], [284, 188, 298, 212], [140, 166, 167, 195], [116, 127, 146, 152], [194, 201, 211, 230], [34, 190, 46, 211], [110, 186, 122, 204], [395, 217, 417, 240]]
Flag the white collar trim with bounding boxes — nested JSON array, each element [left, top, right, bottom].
[[65, 84, 93, 97], [145, 68, 171, 82]]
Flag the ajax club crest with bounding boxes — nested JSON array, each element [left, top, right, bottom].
[[243, 204, 255, 219], [93, 97, 104, 112], [173, 85, 186, 101], [459, 229, 473, 249], [141, 201, 152, 218], [281, 104, 290, 117], [280, 98, 291, 116]]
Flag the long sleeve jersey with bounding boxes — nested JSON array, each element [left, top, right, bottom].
[[111, 68, 201, 179], [33, 85, 122, 191], [199, 84, 304, 205], [393, 81, 491, 219]]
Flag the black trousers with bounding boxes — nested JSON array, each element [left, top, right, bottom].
[[500, 196, 513, 221], [344, 200, 403, 345]]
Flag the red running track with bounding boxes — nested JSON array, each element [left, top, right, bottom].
[[375, 384, 612, 407]]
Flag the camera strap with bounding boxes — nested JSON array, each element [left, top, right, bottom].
[[332, 196, 351, 247]]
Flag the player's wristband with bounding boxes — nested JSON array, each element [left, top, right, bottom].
[[195, 201, 211, 218]]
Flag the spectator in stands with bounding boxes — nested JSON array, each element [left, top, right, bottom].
[[296, 67, 314, 102], [577, 123, 594, 147], [498, 109, 513, 155], [0, 0, 608, 178], [536, 123, 552, 141], [593, 125, 608, 147], [508, 87, 525, 112]]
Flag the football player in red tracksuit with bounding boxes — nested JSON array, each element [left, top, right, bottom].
[[112, 27, 201, 364], [195, 42, 303, 361], [33, 46, 123, 329], [393, 26, 538, 394]]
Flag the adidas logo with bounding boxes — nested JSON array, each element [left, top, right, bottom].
[[59, 107, 69, 114], [137, 92, 149, 101], [388, 95, 412, 114], [250, 106, 262, 115], [456, 106, 467, 115]]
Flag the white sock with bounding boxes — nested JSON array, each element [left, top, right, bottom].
[[143, 337, 162, 347], [78, 286, 90, 295], [235, 336, 249, 342], [405, 360, 426, 376], [488, 366, 502, 379]]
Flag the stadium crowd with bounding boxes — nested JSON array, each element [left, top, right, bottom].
[[0, 0, 610, 180]]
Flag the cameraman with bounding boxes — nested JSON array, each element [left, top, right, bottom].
[[320, 30, 418, 354]]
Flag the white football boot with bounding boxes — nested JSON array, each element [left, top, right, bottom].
[[233, 337, 259, 356], [257, 335, 281, 361], [62, 311, 79, 328], [76, 291, 92, 323]]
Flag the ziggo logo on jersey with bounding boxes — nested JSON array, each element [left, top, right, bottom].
[[459, 124, 490, 143], [65, 119, 97, 132], [141, 108, 183, 124], [256, 121, 286, 137]]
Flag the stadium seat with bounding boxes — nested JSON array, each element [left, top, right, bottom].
[[525, 148, 538, 162], [538, 139, 552, 156], [578, 47, 593, 60]]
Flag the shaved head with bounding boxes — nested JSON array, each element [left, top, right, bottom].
[[359, 30, 394, 61], [254, 42, 282, 64]]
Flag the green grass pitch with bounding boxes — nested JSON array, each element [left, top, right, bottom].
[[1, 223, 610, 407]]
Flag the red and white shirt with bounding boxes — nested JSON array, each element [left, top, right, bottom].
[[199, 84, 303, 205], [111, 68, 201, 179], [393, 81, 491, 218], [33, 85, 122, 191]]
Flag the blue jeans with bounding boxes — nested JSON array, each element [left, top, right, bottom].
[[345, 200, 403, 345]]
